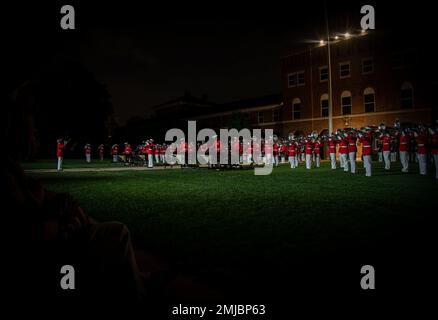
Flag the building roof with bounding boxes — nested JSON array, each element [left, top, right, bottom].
[[152, 92, 216, 111], [219, 93, 283, 112]]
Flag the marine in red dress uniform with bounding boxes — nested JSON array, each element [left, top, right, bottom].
[[339, 135, 349, 171], [304, 138, 313, 170], [398, 131, 409, 172], [380, 133, 391, 170], [415, 131, 428, 175], [111, 144, 119, 162], [56, 138, 67, 171], [327, 135, 337, 169], [347, 133, 357, 173], [359, 130, 373, 177], [313, 139, 321, 168], [98, 144, 104, 161], [84, 144, 92, 163]]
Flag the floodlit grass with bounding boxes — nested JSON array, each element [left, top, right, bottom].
[[25, 160, 437, 293]]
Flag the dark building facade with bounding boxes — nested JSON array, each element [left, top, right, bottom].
[[186, 32, 435, 140]]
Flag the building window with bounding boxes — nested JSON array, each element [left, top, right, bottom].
[[363, 87, 375, 113], [362, 58, 373, 74], [320, 66, 328, 82], [401, 82, 413, 109], [341, 91, 352, 115], [272, 109, 280, 122], [258, 111, 264, 124], [339, 62, 350, 78], [320, 93, 329, 117], [292, 98, 301, 120], [297, 71, 305, 86], [287, 73, 296, 87]]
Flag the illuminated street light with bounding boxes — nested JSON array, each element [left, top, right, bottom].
[[344, 32, 350, 38], [320, 40, 325, 45], [334, 35, 339, 40]]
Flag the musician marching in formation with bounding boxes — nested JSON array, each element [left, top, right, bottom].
[[84, 143, 91, 163], [56, 138, 69, 171], [98, 144, 105, 161], [55, 120, 438, 179], [359, 127, 373, 177]]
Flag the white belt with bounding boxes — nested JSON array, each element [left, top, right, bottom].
[[363, 146, 371, 148]]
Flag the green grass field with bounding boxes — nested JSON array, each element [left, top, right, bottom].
[[24, 159, 437, 296]]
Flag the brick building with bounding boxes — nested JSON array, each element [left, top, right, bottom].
[[189, 32, 435, 141], [279, 31, 435, 136]]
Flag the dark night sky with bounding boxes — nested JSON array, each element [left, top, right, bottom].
[[6, 1, 433, 124]]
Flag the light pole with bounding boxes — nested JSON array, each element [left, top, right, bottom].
[[326, 33, 334, 135], [324, 3, 334, 135], [320, 33, 367, 134]]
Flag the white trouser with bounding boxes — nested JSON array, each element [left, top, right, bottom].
[[155, 154, 159, 163], [340, 154, 345, 168], [281, 156, 285, 163], [315, 154, 320, 168], [390, 152, 397, 162], [100, 155, 104, 161], [305, 154, 312, 169], [418, 154, 427, 175], [289, 156, 294, 168], [199, 154, 208, 165], [294, 156, 298, 168], [312, 154, 316, 162], [148, 154, 154, 168], [330, 153, 336, 169], [274, 155, 279, 166], [239, 156, 243, 164], [349, 152, 356, 173], [340, 154, 348, 172], [86, 154, 91, 163], [178, 154, 185, 165], [247, 154, 252, 164], [378, 152, 383, 162], [434, 154, 438, 179], [113, 155, 118, 162], [383, 151, 390, 170], [400, 151, 409, 172], [57, 157, 62, 171], [301, 153, 305, 162], [363, 155, 372, 177], [160, 154, 165, 163]]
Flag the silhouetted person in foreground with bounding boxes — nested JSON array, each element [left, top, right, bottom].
[[4, 83, 144, 304]]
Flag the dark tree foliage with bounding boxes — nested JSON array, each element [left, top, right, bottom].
[[31, 60, 113, 157]]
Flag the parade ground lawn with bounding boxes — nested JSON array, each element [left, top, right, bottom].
[[24, 159, 437, 297]]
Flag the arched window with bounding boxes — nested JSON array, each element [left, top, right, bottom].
[[341, 91, 352, 115], [401, 82, 413, 108], [363, 87, 375, 113], [292, 98, 301, 120], [320, 93, 329, 117]]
